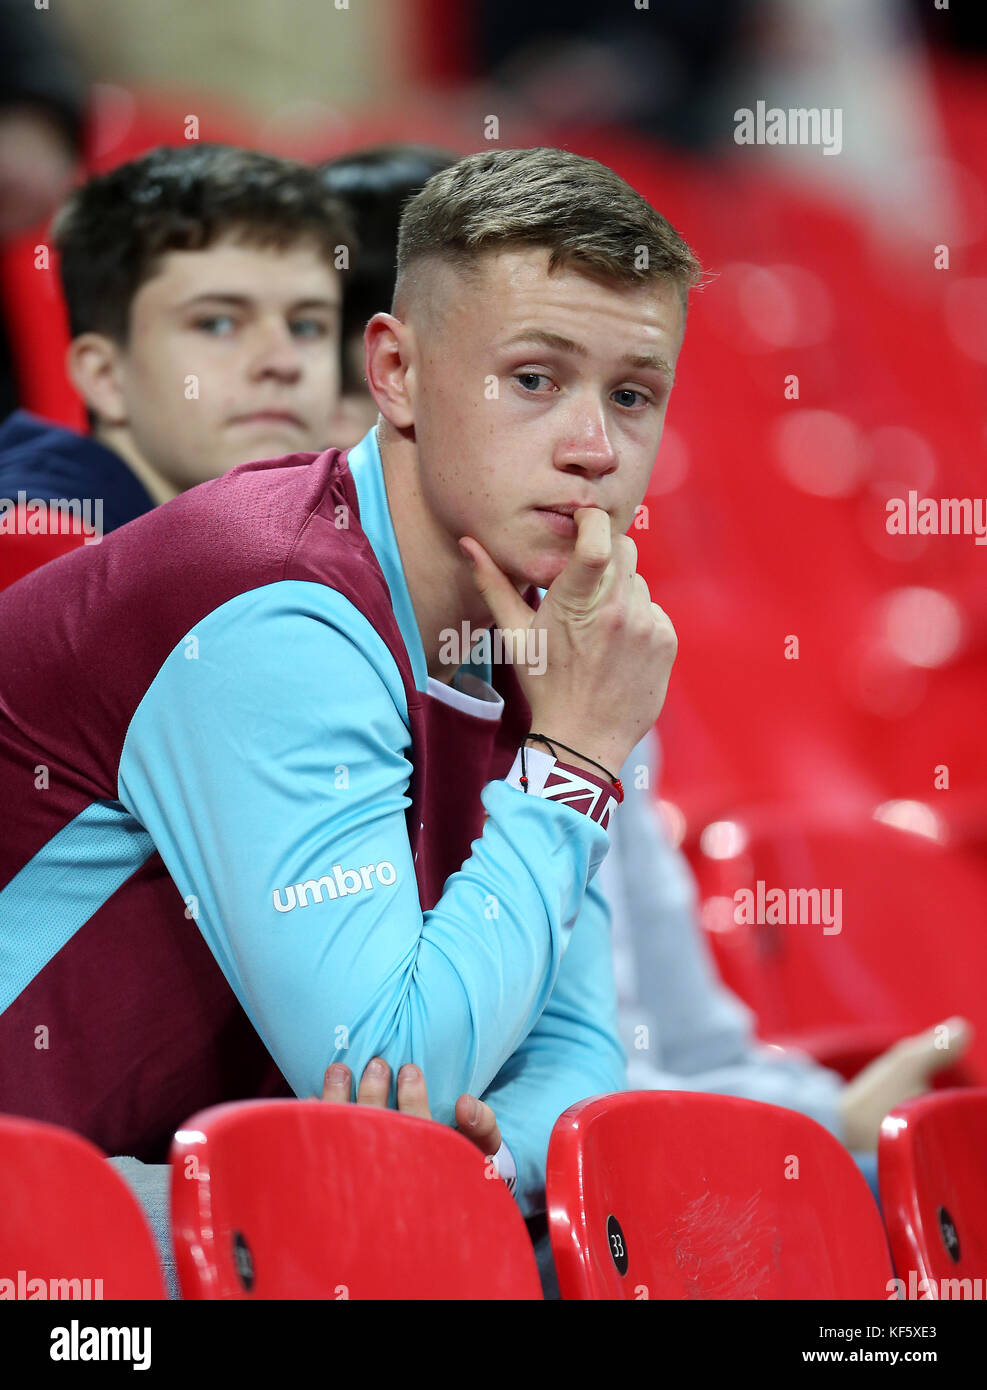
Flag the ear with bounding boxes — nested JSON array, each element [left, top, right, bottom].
[[66, 333, 128, 426], [363, 312, 415, 431]]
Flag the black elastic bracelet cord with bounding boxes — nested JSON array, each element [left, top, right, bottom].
[[519, 733, 624, 802]]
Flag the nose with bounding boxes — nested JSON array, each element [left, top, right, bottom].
[[246, 319, 304, 383], [553, 396, 618, 480]]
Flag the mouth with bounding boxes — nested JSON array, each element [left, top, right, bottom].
[[542, 501, 598, 516], [229, 411, 306, 430], [533, 501, 604, 537], [534, 506, 583, 537]]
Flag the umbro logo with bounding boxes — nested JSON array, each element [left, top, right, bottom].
[[272, 861, 397, 914]]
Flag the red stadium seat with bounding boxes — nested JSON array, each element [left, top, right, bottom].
[[0, 234, 83, 430], [546, 1091, 894, 1300], [170, 1099, 543, 1299], [879, 1090, 987, 1299], [0, 508, 89, 590], [688, 813, 987, 1082], [571, 122, 987, 819], [0, 1114, 166, 1299]]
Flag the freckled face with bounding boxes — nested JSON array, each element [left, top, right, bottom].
[[406, 246, 685, 589]]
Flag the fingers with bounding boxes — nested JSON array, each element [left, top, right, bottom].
[[395, 1063, 431, 1120], [321, 1057, 433, 1120], [882, 1018, 964, 1078], [840, 1015, 974, 1150], [912, 1016, 973, 1076], [356, 1056, 390, 1106], [459, 536, 534, 633], [630, 570, 651, 613], [319, 1057, 389, 1106], [321, 1061, 351, 1102], [318, 1067, 505, 1167], [455, 1093, 502, 1157]]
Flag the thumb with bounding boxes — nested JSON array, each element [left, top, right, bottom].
[[459, 536, 534, 635], [545, 505, 612, 609], [454, 1092, 502, 1157]]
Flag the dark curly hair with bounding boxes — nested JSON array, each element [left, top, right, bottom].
[[52, 143, 356, 342]]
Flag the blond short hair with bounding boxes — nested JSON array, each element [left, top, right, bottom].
[[394, 146, 702, 315]]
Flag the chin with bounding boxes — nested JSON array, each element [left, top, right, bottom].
[[504, 547, 569, 593], [241, 433, 301, 459]]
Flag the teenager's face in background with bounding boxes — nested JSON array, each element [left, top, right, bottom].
[[406, 247, 685, 590], [113, 235, 342, 487]]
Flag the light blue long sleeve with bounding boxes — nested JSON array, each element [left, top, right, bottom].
[[481, 872, 628, 1217], [117, 577, 609, 1130]]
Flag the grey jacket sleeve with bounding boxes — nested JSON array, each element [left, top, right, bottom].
[[600, 730, 847, 1140]]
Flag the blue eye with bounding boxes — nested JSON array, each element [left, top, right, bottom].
[[516, 373, 551, 391], [613, 388, 648, 408], [290, 319, 329, 339], [195, 315, 237, 336]]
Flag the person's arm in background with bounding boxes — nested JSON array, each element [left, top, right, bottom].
[[605, 730, 973, 1152], [117, 580, 611, 1132], [604, 729, 846, 1136], [480, 868, 627, 1218]]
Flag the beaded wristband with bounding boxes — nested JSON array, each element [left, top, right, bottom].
[[519, 733, 624, 804]]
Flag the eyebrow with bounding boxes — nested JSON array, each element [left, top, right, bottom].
[[176, 293, 341, 313], [499, 328, 675, 382]]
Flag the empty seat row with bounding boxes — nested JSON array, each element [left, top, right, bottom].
[[1, 1088, 982, 1300]]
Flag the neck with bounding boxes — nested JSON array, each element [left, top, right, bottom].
[[94, 425, 182, 507], [378, 426, 513, 685]]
